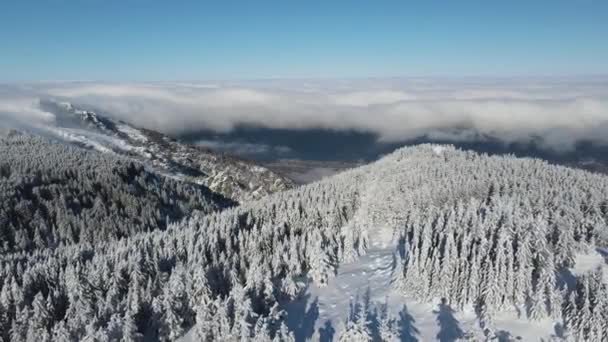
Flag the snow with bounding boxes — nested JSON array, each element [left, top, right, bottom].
[[281, 231, 559, 341], [571, 250, 604, 275], [571, 248, 608, 283], [117, 124, 148, 143], [44, 126, 114, 154], [431, 145, 446, 155], [284, 247, 395, 338], [132, 146, 153, 159], [277, 158, 563, 340], [46, 125, 154, 159], [175, 144, 587, 342]]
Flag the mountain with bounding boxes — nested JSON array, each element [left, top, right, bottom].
[[0, 132, 233, 254], [2, 144, 607, 341], [39, 100, 294, 202]]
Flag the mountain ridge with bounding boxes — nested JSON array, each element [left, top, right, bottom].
[[38, 99, 294, 202]]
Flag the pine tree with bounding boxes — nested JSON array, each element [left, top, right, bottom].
[[338, 301, 372, 342], [378, 308, 399, 342]]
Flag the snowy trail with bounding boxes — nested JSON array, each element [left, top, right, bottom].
[[284, 246, 400, 341], [181, 223, 563, 342], [180, 238, 565, 342], [283, 234, 559, 341]]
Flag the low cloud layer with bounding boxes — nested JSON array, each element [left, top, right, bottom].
[[0, 94, 57, 132], [2, 78, 608, 151]]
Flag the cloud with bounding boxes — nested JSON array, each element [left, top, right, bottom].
[[5, 77, 608, 151], [329, 90, 416, 106], [0, 96, 56, 129]]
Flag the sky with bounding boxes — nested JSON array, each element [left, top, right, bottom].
[[1, 1, 607, 81]]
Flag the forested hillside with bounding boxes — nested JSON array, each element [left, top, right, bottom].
[[1, 144, 607, 341], [40, 100, 294, 202], [0, 132, 233, 253]]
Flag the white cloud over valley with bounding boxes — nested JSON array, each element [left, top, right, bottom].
[[2, 77, 608, 151]]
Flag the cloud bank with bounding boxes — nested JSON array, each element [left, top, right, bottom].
[[3, 77, 608, 151], [0, 95, 57, 131]]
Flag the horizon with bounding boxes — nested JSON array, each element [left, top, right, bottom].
[[5, 74, 608, 83]]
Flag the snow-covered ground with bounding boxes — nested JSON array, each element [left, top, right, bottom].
[[284, 247, 397, 341], [179, 227, 567, 341], [283, 229, 559, 341], [174, 233, 608, 339], [117, 124, 148, 142], [43, 126, 114, 154], [178, 234, 607, 341], [431, 145, 447, 156], [571, 247, 608, 284]]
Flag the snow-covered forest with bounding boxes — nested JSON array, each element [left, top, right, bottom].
[[1, 135, 607, 341], [0, 132, 232, 253]]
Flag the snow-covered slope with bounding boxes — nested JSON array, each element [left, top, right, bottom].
[[273, 145, 607, 341], [282, 246, 557, 341], [0, 132, 232, 254], [179, 144, 608, 341], [3, 144, 608, 341], [39, 99, 294, 202]]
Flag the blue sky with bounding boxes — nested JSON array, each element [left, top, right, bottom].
[[1, 1, 607, 81]]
